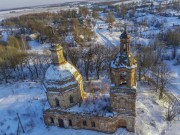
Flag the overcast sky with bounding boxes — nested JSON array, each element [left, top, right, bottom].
[[0, 0, 84, 10]]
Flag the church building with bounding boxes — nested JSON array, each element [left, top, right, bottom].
[[43, 28, 137, 133]]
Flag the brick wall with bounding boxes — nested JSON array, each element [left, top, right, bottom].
[[43, 110, 135, 133]]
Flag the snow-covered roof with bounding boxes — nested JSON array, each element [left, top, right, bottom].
[[120, 30, 130, 39], [44, 81, 78, 90], [111, 52, 137, 69], [45, 62, 77, 82], [44, 61, 82, 91], [45, 93, 115, 117]]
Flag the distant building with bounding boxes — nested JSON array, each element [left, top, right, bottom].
[[43, 28, 137, 133]]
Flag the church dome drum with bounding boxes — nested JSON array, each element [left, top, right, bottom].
[[44, 45, 84, 109]]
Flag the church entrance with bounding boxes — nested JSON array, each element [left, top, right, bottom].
[[58, 119, 64, 127]]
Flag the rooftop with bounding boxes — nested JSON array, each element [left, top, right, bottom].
[[111, 52, 137, 69], [45, 93, 115, 117], [45, 62, 78, 82], [120, 30, 130, 39]]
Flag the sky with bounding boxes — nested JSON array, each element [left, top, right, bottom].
[[0, 0, 84, 10]]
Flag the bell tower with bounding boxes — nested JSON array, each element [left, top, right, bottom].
[[110, 27, 137, 118]]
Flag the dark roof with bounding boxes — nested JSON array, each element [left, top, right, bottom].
[[111, 52, 137, 68], [120, 30, 130, 39]]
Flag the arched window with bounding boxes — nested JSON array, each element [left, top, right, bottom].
[[70, 96, 73, 104], [69, 119, 72, 126], [50, 117, 54, 124], [120, 71, 127, 85], [83, 120, 87, 126], [123, 44, 126, 51], [55, 98, 60, 107], [58, 119, 64, 127]]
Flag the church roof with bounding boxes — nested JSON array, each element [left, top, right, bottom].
[[44, 61, 81, 90], [45, 62, 77, 81], [120, 30, 130, 39], [111, 52, 137, 69]]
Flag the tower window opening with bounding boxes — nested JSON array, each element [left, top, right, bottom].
[[91, 122, 96, 127], [55, 98, 60, 107], [123, 44, 126, 51], [50, 117, 54, 124], [70, 96, 74, 103], [120, 72, 127, 85]]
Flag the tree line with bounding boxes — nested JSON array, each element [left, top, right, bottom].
[[1, 8, 99, 46]]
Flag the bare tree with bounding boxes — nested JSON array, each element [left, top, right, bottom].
[[166, 31, 180, 59], [79, 7, 89, 17], [166, 99, 179, 121], [158, 63, 171, 100], [0, 46, 26, 82], [104, 46, 119, 78], [92, 10, 99, 20], [81, 46, 93, 81], [141, 47, 154, 81], [93, 44, 106, 79], [106, 12, 115, 26], [66, 47, 82, 67]]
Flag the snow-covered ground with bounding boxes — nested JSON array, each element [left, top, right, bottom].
[[137, 82, 179, 135], [0, 81, 179, 135], [136, 13, 180, 27], [165, 60, 180, 99], [28, 41, 50, 54], [0, 81, 46, 134], [0, 5, 76, 20]]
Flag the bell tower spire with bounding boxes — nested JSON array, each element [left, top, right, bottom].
[[120, 24, 130, 53]]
